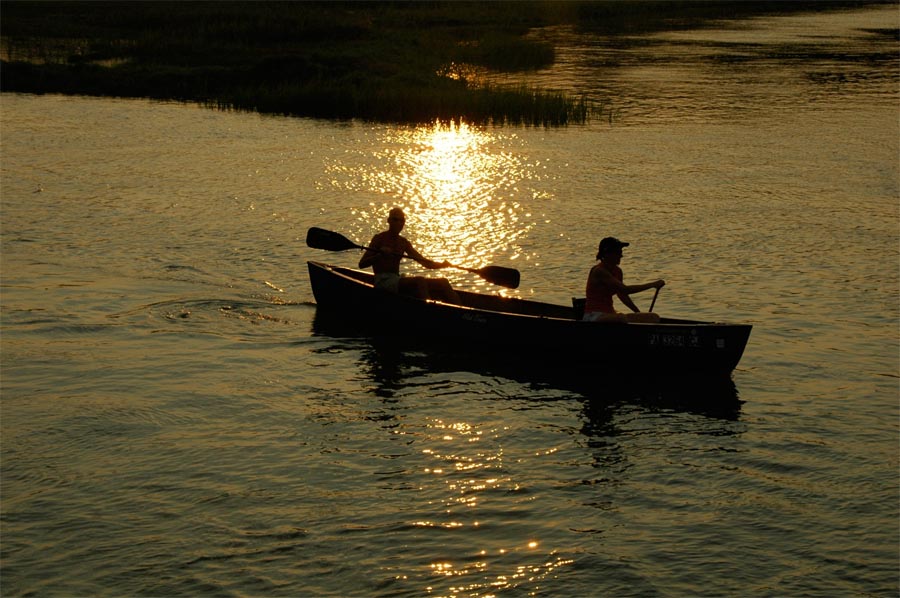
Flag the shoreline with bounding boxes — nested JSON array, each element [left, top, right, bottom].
[[1, 1, 891, 125]]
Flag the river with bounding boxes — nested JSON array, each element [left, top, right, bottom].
[[1, 4, 898, 597]]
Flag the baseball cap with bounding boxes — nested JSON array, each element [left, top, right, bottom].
[[598, 237, 630, 254]]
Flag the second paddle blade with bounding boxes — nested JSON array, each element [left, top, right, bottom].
[[476, 265, 520, 289]]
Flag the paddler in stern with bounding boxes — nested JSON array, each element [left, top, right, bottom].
[[583, 236, 665, 323]]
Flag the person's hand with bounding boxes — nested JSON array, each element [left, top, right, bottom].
[[655, 279, 666, 289]]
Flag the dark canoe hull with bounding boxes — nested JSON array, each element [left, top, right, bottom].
[[307, 261, 752, 376]]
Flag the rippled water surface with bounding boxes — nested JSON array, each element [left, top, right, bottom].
[[2, 6, 898, 597]]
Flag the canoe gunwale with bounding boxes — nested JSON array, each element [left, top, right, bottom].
[[307, 261, 752, 376], [311, 261, 734, 327]]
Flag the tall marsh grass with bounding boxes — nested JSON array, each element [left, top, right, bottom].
[[209, 79, 593, 126]]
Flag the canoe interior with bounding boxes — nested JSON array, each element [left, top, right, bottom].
[[323, 262, 709, 325]]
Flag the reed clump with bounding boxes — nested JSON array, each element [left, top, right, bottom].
[[208, 79, 591, 126]]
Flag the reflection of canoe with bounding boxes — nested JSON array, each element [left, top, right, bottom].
[[307, 261, 752, 377], [312, 310, 744, 417]]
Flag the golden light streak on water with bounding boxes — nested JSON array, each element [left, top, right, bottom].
[[414, 416, 567, 596], [423, 540, 570, 598], [335, 120, 541, 291]]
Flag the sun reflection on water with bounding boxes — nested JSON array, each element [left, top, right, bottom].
[[414, 417, 574, 596], [326, 120, 547, 291]]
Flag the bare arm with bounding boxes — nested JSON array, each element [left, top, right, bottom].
[[404, 243, 448, 270], [357, 235, 382, 269], [358, 251, 375, 269], [592, 268, 664, 313], [358, 234, 448, 271], [618, 292, 642, 313]]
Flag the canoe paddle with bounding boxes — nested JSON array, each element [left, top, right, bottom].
[[649, 286, 661, 312], [305, 227, 521, 289]]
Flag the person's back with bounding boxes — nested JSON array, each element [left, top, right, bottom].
[[584, 261, 621, 315]]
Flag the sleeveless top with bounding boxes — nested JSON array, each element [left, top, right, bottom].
[[584, 262, 622, 314]]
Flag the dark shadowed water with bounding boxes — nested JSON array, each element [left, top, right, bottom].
[[2, 5, 898, 597]]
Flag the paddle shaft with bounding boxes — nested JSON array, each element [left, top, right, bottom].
[[356, 240, 448, 270], [362, 244, 490, 279], [305, 227, 520, 289], [649, 286, 660, 312], [308, 232, 423, 265]]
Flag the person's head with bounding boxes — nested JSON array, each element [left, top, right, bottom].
[[387, 207, 406, 232], [596, 237, 629, 263]]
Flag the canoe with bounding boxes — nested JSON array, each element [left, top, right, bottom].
[[307, 261, 752, 376]]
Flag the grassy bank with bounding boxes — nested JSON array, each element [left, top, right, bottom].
[[0, 1, 888, 125]]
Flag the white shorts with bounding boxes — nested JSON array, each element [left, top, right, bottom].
[[583, 311, 616, 322], [373, 272, 400, 293]]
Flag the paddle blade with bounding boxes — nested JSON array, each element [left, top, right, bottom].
[[306, 227, 363, 252], [475, 265, 520, 289]]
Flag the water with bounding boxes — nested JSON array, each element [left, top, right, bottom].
[[2, 5, 898, 597]]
